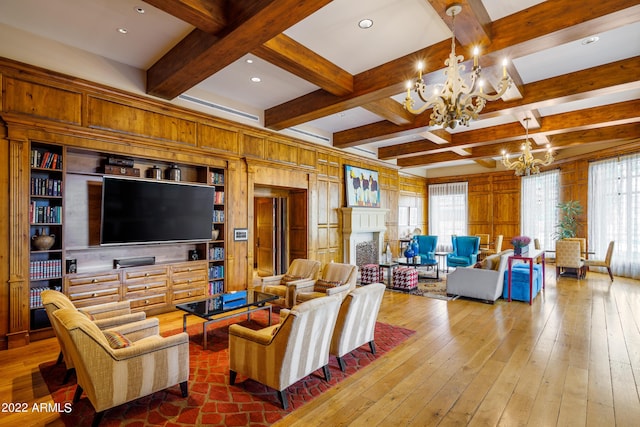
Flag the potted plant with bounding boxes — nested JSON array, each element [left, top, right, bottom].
[[511, 236, 531, 256], [554, 200, 583, 239]]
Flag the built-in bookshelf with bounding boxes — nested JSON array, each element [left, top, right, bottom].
[[209, 169, 225, 295], [29, 142, 64, 330]]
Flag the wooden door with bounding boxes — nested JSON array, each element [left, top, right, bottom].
[[289, 190, 308, 260], [255, 197, 275, 276]]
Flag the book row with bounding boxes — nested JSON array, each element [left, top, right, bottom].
[[31, 178, 63, 197], [210, 172, 224, 185], [209, 247, 225, 261], [213, 210, 225, 222], [209, 281, 224, 295], [30, 259, 62, 280], [208, 265, 224, 279], [31, 149, 62, 170], [30, 285, 62, 309], [213, 191, 225, 204], [30, 203, 62, 224]]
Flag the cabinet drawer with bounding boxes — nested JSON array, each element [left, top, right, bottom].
[[66, 284, 121, 305], [171, 261, 207, 275], [172, 273, 207, 287], [123, 266, 168, 281], [126, 293, 167, 311], [124, 278, 168, 294], [172, 286, 207, 304], [66, 272, 120, 287]]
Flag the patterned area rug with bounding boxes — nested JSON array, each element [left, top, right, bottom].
[[39, 311, 415, 426], [388, 269, 455, 301]]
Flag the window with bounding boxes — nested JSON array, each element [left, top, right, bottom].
[[398, 194, 423, 237], [429, 182, 468, 251], [521, 170, 559, 251], [588, 153, 640, 279]]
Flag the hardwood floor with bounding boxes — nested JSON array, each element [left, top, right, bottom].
[[1, 270, 639, 426]]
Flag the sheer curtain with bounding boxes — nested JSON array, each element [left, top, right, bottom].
[[429, 182, 468, 252], [589, 153, 640, 279], [521, 170, 559, 251]]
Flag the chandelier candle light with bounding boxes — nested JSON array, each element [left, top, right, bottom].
[[502, 117, 554, 176], [403, 3, 511, 129]]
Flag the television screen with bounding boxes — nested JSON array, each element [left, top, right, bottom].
[[101, 177, 214, 245]]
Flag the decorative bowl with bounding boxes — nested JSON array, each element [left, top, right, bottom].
[[32, 234, 55, 250]]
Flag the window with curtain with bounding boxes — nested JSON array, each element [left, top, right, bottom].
[[588, 153, 640, 279], [429, 182, 468, 251], [521, 170, 559, 251]]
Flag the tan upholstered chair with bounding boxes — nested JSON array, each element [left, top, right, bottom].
[[555, 240, 585, 279], [42, 289, 146, 382], [330, 282, 385, 371], [476, 233, 491, 260], [51, 308, 189, 426], [483, 235, 504, 256], [584, 240, 615, 281], [254, 259, 321, 307], [294, 262, 358, 304], [228, 295, 342, 409]]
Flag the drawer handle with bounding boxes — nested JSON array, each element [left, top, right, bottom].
[[92, 293, 98, 297], [92, 279, 98, 283], [145, 285, 149, 289], [145, 300, 149, 304], [145, 273, 150, 277], [188, 292, 191, 296], [188, 268, 192, 272], [188, 279, 192, 284]]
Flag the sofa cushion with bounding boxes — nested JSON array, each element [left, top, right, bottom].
[[103, 330, 132, 349], [282, 274, 304, 283], [481, 254, 501, 271], [314, 279, 343, 293]]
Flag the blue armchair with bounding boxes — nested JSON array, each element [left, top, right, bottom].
[[416, 235, 438, 261], [447, 236, 481, 268]]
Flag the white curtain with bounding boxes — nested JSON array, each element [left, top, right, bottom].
[[429, 182, 468, 252], [521, 170, 559, 251], [588, 153, 640, 279]]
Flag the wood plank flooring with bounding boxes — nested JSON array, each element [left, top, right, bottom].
[[1, 270, 638, 426]]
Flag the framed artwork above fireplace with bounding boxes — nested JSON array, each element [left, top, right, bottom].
[[344, 165, 380, 208]]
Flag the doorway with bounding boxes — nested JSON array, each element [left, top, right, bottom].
[[253, 187, 308, 277]]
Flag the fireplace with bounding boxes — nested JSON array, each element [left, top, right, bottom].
[[340, 207, 388, 266]]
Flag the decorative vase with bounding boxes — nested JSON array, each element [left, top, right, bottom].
[[411, 239, 419, 256], [32, 233, 55, 250], [211, 228, 220, 241], [404, 247, 415, 259]]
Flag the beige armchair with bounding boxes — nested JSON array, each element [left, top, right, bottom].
[[294, 262, 358, 304], [330, 282, 385, 371], [584, 240, 615, 281], [52, 308, 189, 426], [228, 295, 342, 409], [483, 235, 504, 256], [254, 259, 321, 307], [42, 289, 147, 383], [555, 239, 585, 278]]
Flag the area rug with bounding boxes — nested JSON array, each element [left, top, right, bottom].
[[39, 311, 415, 427], [388, 270, 456, 301]]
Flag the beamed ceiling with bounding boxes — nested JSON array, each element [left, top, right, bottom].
[[1, 0, 639, 177]]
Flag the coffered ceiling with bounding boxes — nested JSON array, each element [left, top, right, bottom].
[[0, 0, 639, 177]]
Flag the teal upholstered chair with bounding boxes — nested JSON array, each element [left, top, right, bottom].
[[416, 235, 438, 261], [447, 236, 481, 268]]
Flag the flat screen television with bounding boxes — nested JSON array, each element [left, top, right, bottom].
[[101, 177, 214, 245]]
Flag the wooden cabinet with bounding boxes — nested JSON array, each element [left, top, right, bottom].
[[122, 265, 169, 312], [29, 142, 65, 329], [64, 271, 121, 308], [170, 261, 208, 304]]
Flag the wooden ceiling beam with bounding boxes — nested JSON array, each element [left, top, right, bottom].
[[333, 57, 640, 148], [427, 0, 492, 47], [146, 0, 332, 99], [264, 0, 639, 131], [252, 34, 353, 97], [362, 98, 414, 125], [143, 0, 227, 33]]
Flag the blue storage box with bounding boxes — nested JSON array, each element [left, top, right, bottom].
[[503, 263, 543, 302], [222, 290, 247, 309]]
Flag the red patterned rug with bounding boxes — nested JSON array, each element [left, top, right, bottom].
[[39, 311, 414, 426]]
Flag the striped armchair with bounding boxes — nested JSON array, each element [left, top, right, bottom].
[[229, 295, 342, 409], [330, 282, 385, 371], [294, 262, 358, 304], [51, 308, 189, 426], [42, 289, 147, 383], [254, 259, 321, 307]]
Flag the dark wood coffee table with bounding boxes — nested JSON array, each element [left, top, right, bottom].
[[176, 290, 278, 349]]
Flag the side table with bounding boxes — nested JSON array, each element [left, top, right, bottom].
[[434, 252, 449, 273], [378, 262, 399, 288]]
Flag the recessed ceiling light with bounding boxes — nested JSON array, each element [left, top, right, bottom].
[[358, 19, 373, 29], [246, 59, 254, 64], [250, 77, 261, 83], [117, 28, 128, 34], [582, 36, 600, 45], [134, 6, 145, 14]]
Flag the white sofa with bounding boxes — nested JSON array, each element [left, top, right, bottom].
[[446, 249, 514, 303]]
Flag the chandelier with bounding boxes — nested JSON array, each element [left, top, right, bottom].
[[403, 3, 511, 129], [501, 117, 554, 176]]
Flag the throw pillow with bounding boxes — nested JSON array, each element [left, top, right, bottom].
[[282, 274, 304, 283], [314, 279, 343, 293], [103, 330, 132, 349], [78, 309, 95, 320], [473, 262, 483, 268]]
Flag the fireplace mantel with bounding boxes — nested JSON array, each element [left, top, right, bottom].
[[340, 207, 388, 265]]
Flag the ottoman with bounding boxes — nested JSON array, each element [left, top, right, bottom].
[[360, 264, 382, 285], [393, 267, 418, 291], [503, 263, 543, 302]]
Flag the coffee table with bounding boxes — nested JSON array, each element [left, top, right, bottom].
[[176, 290, 278, 349]]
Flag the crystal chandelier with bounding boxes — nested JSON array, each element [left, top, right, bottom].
[[502, 117, 554, 176], [403, 4, 511, 129]]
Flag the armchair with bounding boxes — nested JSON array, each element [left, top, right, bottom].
[[330, 282, 385, 371], [446, 236, 481, 268], [415, 235, 438, 261], [51, 308, 189, 426], [42, 289, 147, 383], [584, 240, 615, 281], [254, 259, 321, 307], [555, 239, 585, 278], [229, 295, 342, 409], [294, 262, 358, 304]]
